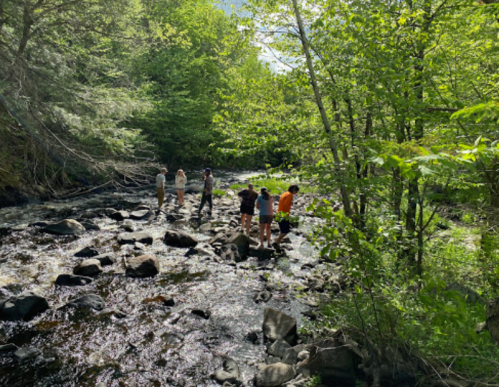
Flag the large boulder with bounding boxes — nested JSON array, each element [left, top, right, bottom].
[[211, 357, 241, 385], [126, 254, 160, 278], [219, 244, 241, 263], [263, 308, 298, 345], [73, 259, 103, 277], [268, 339, 291, 358], [43, 219, 85, 236], [255, 363, 296, 387], [227, 232, 250, 258], [164, 230, 198, 248], [306, 339, 358, 387], [64, 294, 105, 311], [55, 274, 93, 286], [0, 292, 49, 321], [118, 231, 153, 245]]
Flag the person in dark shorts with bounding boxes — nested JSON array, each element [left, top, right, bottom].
[[199, 168, 214, 215], [238, 183, 258, 234], [274, 184, 300, 248], [256, 187, 274, 249]]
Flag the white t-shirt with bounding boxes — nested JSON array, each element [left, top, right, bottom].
[[175, 175, 187, 189], [156, 174, 166, 188]]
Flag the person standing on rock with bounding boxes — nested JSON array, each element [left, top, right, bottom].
[[156, 167, 168, 212], [256, 187, 274, 249], [175, 169, 187, 206], [238, 183, 258, 234], [274, 184, 300, 248], [198, 168, 214, 216]]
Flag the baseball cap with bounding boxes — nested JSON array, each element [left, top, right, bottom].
[[204, 168, 211, 172]]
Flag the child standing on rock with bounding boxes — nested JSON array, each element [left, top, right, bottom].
[[175, 169, 187, 206], [238, 183, 258, 234], [256, 187, 274, 249]]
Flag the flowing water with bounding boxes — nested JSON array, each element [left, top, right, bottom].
[[0, 172, 324, 387]]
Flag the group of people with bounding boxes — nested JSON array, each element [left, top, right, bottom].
[[156, 168, 299, 249]]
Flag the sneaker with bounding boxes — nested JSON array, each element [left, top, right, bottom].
[[272, 242, 281, 251]]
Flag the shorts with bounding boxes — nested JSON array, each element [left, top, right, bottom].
[[240, 204, 255, 216], [278, 220, 290, 234], [259, 215, 273, 224], [176, 188, 185, 191]]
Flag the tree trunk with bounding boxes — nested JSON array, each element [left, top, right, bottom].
[[18, 2, 35, 57], [291, 0, 353, 219]]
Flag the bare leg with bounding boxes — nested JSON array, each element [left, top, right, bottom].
[[176, 189, 181, 205], [179, 190, 184, 205], [259, 223, 265, 248], [266, 223, 272, 247], [246, 215, 252, 234], [275, 233, 287, 245], [241, 214, 246, 232]]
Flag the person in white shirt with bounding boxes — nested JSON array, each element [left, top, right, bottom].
[[156, 167, 167, 211], [175, 169, 187, 206]]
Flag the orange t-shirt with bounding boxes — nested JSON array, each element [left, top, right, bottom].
[[277, 191, 293, 214]]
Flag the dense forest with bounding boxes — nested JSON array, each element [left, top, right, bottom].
[[2, 0, 499, 385]]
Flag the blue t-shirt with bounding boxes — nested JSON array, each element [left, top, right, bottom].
[[257, 195, 274, 215]]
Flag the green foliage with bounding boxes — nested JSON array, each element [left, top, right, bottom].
[[306, 375, 322, 387]]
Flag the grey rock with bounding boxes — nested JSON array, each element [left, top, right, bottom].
[[80, 221, 100, 231], [209, 232, 229, 245], [93, 253, 116, 266], [255, 363, 296, 387], [212, 357, 241, 384], [118, 231, 154, 245], [55, 274, 93, 286], [126, 254, 160, 278], [254, 290, 272, 304], [73, 259, 103, 277], [227, 232, 250, 258], [164, 230, 198, 248], [266, 356, 282, 365], [0, 292, 49, 321], [109, 210, 130, 221], [74, 246, 99, 258], [268, 339, 291, 358], [263, 308, 298, 345], [282, 348, 298, 365], [14, 347, 42, 363], [65, 294, 105, 311], [43, 219, 86, 236]]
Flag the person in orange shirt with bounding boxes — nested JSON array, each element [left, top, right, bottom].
[[274, 184, 300, 248]]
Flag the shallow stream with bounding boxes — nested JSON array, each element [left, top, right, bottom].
[[0, 171, 326, 387]]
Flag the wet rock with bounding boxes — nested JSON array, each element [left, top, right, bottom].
[[255, 363, 296, 387], [254, 290, 272, 304], [209, 232, 229, 245], [14, 347, 42, 363], [130, 209, 153, 220], [30, 221, 49, 228], [191, 309, 211, 319], [0, 343, 18, 353], [219, 244, 241, 263], [109, 210, 130, 221], [263, 308, 298, 345], [43, 219, 86, 236], [74, 246, 99, 258], [126, 254, 160, 278], [93, 253, 116, 266], [55, 274, 93, 286], [65, 294, 105, 311], [164, 230, 198, 248], [212, 357, 241, 385], [118, 231, 154, 245], [80, 221, 100, 231], [0, 292, 49, 321], [268, 339, 291, 358], [227, 232, 250, 258], [73, 259, 103, 277], [249, 247, 275, 260], [185, 246, 215, 258]]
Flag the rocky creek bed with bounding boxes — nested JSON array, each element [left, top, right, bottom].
[[0, 173, 357, 387]]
